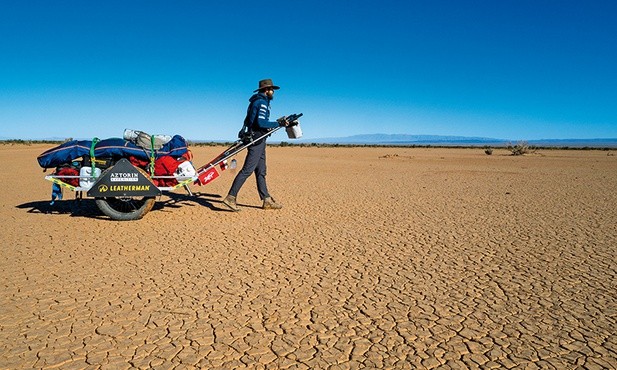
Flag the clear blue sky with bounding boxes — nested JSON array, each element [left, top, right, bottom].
[[1, 0, 616, 141]]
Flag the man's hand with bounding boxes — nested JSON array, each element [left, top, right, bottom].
[[277, 116, 289, 126]]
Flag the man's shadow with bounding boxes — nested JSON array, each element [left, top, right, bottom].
[[153, 191, 227, 212], [156, 192, 263, 211]]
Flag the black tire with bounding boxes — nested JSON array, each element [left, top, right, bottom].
[[95, 196, 156, 221]]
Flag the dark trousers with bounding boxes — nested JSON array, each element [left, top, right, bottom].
[[228, 139, 269, 199]]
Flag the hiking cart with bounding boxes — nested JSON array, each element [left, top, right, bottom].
[[41, 116, 302, 221]]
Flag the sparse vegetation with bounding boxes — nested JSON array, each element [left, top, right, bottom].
[[0, 139, 73, 145], [506, 141, 536, 156], [484, 146, 493, 155]]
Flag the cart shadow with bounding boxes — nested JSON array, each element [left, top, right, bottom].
[[16, 198, 107, 219], [18, 191, 245, 219]]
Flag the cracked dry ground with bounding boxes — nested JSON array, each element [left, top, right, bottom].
[[1, 145, 616, 369]]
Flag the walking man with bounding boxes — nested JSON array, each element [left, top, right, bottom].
[[222, 79, 289, 211]]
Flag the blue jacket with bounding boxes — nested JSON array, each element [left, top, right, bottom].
[[246, 92, 279, 132]]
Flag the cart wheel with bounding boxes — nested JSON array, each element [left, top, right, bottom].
[[95, 196, 156, 221]]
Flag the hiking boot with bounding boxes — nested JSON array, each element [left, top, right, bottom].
[[262, 197, 283, 210], [222, 195, 241, 212]]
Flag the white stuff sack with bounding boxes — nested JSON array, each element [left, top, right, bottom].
[[286, 123, 302, 139], [79, 166, 101, 188]]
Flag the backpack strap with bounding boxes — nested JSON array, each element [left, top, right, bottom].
[[239, 98, 261, 143]]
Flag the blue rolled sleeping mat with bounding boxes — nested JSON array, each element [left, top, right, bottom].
[[37, 135, 188, 169]]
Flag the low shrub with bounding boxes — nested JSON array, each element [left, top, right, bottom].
[[507, 141, 535, 156]]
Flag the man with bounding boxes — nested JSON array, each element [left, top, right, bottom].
[[222, 79, 289, 211]]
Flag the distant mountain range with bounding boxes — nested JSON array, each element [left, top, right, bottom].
[[299, 134, 503, 145], [294, 134, 617, 148]]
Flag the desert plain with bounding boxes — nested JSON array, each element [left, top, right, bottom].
[[1, 143, 616, 369]]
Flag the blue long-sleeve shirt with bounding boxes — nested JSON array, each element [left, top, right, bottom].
[[247, 92, 279, 131]]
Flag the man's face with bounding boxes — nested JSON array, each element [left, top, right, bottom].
[[265, 88, 274, 100]]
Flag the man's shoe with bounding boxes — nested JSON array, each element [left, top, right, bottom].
[[262, 197, 283, 210], [222, 195, 241, 212]]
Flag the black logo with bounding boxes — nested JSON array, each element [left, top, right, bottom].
[[87, 159, 161, 197]]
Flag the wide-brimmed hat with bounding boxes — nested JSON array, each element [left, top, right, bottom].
[[254, 79, 280, 92]]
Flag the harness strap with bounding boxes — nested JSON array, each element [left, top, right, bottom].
[[149, 135, 156, 175], [89, 137, 100, 177]]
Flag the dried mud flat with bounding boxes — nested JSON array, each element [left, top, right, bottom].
[[1, 144, 616, 369]]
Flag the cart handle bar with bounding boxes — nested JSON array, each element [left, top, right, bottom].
[[194, 126, 284, 178]]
